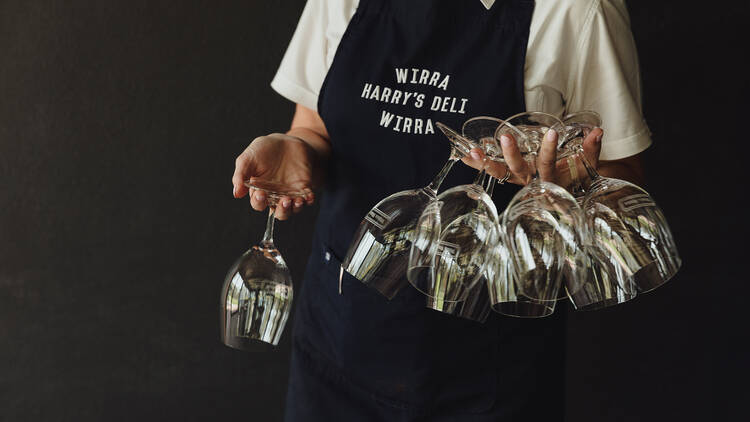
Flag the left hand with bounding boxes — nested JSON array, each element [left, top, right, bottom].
[[461, 127, 603, 186]]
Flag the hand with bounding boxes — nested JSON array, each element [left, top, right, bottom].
[[232, 133, 317, 220], [460, 127, 603, 186]]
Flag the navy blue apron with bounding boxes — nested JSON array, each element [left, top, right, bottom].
[[285, 1, 566, 420]]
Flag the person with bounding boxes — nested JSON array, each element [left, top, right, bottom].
[[232, 0, 650, 420]]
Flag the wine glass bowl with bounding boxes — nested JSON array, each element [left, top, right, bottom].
[[430, 206, 497, 305], [558, 111, 681, 295], [409, 173, 499, 304], [220, 247, 293, 348], [583, 178, 681, 292], [342, 187, 436, 299]]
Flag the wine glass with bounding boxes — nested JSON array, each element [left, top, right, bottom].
[[494, 112, 588, 303], [407, 123, 499, 308], [341, 123, 477, 299], [466, 114, 587, 303], [461, 116, 556, 317], [559, 111, 681, 294], [413, 185, 497, 320], [409, 195, 493, 320], [219, 178, 308, 349], [556, 111, 638, 310], [422, 203, 498, 311]]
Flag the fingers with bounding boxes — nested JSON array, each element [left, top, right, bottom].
[[292, 196, 306, 214], [249, 189, 267, 211], [303, 191, 315, 206], [499, 133, 532, 184], [250, 190, 311, 220], [460, 147, 516, 183], [582, 127, 603, 169], [274, 196, 293, 220], [537, 129, 558, 182], [460, 147, 485, 171]]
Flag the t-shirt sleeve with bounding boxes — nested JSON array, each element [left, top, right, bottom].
[[565, 0, 652, 161], [270, 0, 332, 111]]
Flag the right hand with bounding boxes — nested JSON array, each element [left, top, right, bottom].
[[232, 133, 317, 220]]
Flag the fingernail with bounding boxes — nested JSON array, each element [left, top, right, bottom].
[[546, 129, 557, 141], [470, 151, 481, 160], [232, 186, 236, 197], [500, 135, 512, 146], [595, 134, 602, 143], [294, 199, 303, 208], [282, 199, 291, 208], [255, 192, 265, 201]]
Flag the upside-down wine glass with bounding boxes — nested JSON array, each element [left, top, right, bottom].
[[558, 111, 681, 296], [220, 178, 308, 349], [408, 123, 499, 313], [340, 124, 478, 299], [447, 117, 510, 322], [466, 115, 568, 317], [459, 116, 543, 319], [411, 179, 494, 322], [494, 112, 588, 304], [556, 111, 638, 310]]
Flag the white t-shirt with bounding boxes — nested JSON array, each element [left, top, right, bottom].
[[271, 0, 651, 160]]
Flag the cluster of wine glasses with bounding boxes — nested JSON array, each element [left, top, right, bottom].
[[220, 111, 681, 350], [341, 111, 681, 323]]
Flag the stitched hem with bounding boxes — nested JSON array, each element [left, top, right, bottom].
[[270, 74, 320, 111], [599, 125, 652, 161]]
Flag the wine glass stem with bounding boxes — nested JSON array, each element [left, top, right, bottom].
[[486, 176, 497, 196], [426, 158, 457, 194], [261, 207, 276, 247], [472, 157, 487, 185], [525, 153, 540, 182], [576, 149, 600, 181]]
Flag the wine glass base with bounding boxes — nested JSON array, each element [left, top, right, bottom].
[[244, 178, 310, 205]]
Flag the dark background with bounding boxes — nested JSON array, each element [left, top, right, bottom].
[[1, 1, 747, 420]]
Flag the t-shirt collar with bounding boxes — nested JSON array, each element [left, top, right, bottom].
[[480, 0, 495, 10]]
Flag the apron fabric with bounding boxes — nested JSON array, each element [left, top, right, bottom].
[[285, 0, 566, 420]]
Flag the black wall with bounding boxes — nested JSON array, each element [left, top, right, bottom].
[[1, 1, 747, 421]]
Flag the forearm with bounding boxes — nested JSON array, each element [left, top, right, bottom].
[[287, 103, 332, 187]]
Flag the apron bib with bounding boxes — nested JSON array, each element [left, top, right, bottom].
[[287, 1, 566, 419]]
